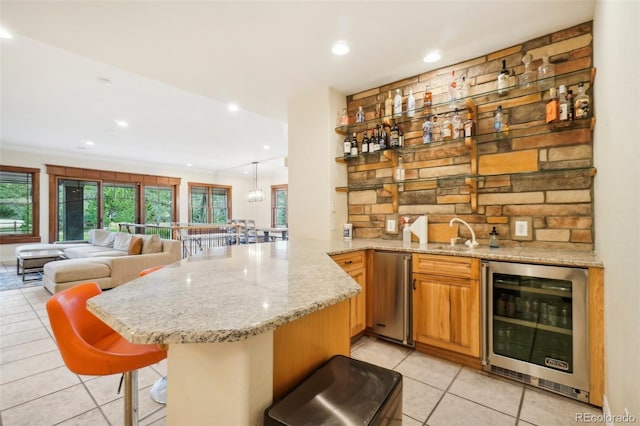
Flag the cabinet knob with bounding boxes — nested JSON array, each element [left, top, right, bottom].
[[344, 260, 353, 265], [413, 278, 416, 290]]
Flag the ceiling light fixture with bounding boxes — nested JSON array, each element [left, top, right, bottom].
[[247, 162, 264, 202], [228, 103, 239, 112], [0, 28, 13, 39], [115, 120, 128, 127], [263, 145, 270, 150], [332, 40, 349, 56], [423, 50, 441, 63], [85, 140, 95, 146]]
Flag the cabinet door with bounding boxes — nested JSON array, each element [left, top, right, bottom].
[[449, 278, 480, 357], [349, 268, 367, 337], [413, 274, 451, 346]]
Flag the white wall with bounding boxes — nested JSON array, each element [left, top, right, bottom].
[[287, 88, 347, 241], [593, 0, 640, 421], [0, 148, 287, 261]]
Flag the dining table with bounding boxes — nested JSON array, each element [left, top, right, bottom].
[[256, 226, 288, 241]]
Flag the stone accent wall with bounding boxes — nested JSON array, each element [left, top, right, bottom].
[[342, 22, 595, 250]]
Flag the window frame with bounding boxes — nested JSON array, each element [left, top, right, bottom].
[[271, 184, 288, 228], [188, 182, 232, 225], [0, 165, 41, 244]]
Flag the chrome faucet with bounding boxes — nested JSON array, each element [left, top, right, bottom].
[[449, 218, 479, 249]]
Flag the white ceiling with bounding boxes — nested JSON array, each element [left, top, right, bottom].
[[0, 1, 595, 177]]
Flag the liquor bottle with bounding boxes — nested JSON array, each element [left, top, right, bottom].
[[407, 90, 415, 117], [394, 89, 402, 118], [395, 156, 405, 181], [398, 126, 404, 147], [379, 123, 388, 150], [423, 84, 432, 108], [574, 82, 590, 119], [463, 112, 475, 138], [494, 105, 504, 133], [452, 108, 463, 140], [385, 91, 393, 119], [422, 115, 433, 144], [356, 106, 365, 123], [343, 133, 351, 157], [567, 89, 575, 120], [449, 70, 458, 106], [362, 130, 369, 153], [339, 108, 348, 126], [369, 128, 376, 153], [538, 54, 556, 91], [375, 95, 382, 119], [546, 87, 559, 123], [441, 113, 453, 141], [558, 85, 568, 121], [373, 126, 380, 151], [350, 132, 358, 157], [498, 59, 510, 95], [390, 120, 400, 147]]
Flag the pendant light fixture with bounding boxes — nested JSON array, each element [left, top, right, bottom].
[[248, 162, 264, 202]]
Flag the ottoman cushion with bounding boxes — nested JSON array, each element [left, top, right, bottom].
[[44, 259, 111, 283]]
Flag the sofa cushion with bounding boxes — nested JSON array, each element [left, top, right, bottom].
[[113, 232, 132, 251], [141, 234, 162, 254], [44, 259, 111, 283], [128, 236, 143, 255], [64, 245, 127, 259], [92, 230, 115, 247]]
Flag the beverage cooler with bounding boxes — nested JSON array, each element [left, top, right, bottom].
[[483, 261, 589, 402]]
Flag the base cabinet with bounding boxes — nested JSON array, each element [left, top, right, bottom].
[[331, 251, 367, 337], [413, 254, 480, 358]]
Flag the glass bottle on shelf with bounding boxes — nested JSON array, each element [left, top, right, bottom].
[[463, 112, 475, 138], [399, 126, 404, 147], [373, 126, 380, 151], [567, 89, 575, 120], [379, 123, 388, 150], [368, 128, 376, 153], [494, 105, 504, 135], [350, 132, 358, 157], [395, 155, 405, 181], [343, 133, 351, 157], [356, 106, 365, 123], [385, 91, 393, 119], [489, 227, 499, 248], [423, 84, 432, 108], [546, 87, 559, 123], [390, 120, 400, 148], [339, 107, 348, 126], [452, 108, 463, 140], [362, 130, 369, 153], [574, 82, 590, 119], [422, 115, 433, 144], [558, 85, 568, 121], [441, 113, 453, 141], [498, 59, 510, 95], [407, 90, 415, 117], [538, 54, 555, 90], [393, 89, 402, 118], [375, 95, 382, 119], [449, 70, 458, 106], [520, 54, 537, 88]]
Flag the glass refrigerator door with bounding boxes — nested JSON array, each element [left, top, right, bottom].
[[492, 272, 574, 373]]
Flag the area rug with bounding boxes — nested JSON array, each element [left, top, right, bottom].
[[0, 270, 43, 291]]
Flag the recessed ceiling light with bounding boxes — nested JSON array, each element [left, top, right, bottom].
[[0, 28, 13, 39], [114, 120, 128, 127], [228, 103, 239, 112], [85, 140, 95, 146], [423, 50, 441, 63], [263, 145, 270, 150], [186, 163, 192, 167], [332, 40, 349, 56]]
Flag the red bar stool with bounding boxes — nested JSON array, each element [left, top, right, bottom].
[[139, 265, 168, 404], [46, 283, 167, 426]]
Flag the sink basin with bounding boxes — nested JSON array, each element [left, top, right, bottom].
[[432, 244, 471, 252]]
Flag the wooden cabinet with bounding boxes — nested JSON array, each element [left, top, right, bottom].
[[331, 251, 367, 337], [413, 254, 481, 358]]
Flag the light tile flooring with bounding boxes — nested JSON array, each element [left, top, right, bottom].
[[1, 274, 603, 425]]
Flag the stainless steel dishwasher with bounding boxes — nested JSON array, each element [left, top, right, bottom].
[[372, 251, 414, 347]]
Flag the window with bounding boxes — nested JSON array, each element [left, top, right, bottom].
[[271, 185, 288, 227], [0, 166, 40, 243], [188, 183, 231, 225], [103, 183, 137, 232], [145, 186, 174, 225]]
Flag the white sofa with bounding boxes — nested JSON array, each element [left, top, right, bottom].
[[15, 230, 181, 294]]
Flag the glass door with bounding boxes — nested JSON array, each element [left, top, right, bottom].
[[57, 179, 99, 241]]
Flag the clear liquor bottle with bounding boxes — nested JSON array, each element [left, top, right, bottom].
[[393, 89, 402, 118], [407, 90, 415, 117], [574, 82, 590, 119], [538, 55, 555, 91], [452, 108, 463, 140], [422, 115, 433, 144], [385, 91, 393, 119], [441, 113, 453, 141], [558, 85, 568, 121], [356, 106, 365, 123], [390, 120, 400, 148]]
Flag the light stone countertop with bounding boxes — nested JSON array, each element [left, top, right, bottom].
[[87, 238, 602, 346]]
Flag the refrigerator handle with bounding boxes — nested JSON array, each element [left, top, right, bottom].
[[481, 261, 488, 366]]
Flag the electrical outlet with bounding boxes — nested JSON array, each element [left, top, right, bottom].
[[515, 220, 529, 237], [386, 219, 396, 233]]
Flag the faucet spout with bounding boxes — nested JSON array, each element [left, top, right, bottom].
[[449, 218, 479, 249]]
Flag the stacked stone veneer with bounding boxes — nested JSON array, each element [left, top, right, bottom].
[[343, 22, 595, 250]]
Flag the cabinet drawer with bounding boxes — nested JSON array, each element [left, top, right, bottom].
[[413, 254, 479, 280], [331, 251, 366, 272]]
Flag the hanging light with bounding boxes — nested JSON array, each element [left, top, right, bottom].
[[248, 162, 264, 202]]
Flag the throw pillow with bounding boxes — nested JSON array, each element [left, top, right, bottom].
[[128, 236, 143, 255], [140, 234, 162, 254], [93, 229, 115, 247], [113, 232, 132, 251]]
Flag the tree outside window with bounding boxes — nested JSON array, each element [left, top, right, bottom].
[[0, 166, 40, 244]]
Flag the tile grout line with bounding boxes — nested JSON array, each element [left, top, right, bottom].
[[422, 362, 464, 425]]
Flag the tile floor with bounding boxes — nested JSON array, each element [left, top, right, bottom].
[[1, 269, 603, 425]]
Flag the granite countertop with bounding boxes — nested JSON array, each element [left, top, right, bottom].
[[87, 240, 361, 345], [329, 238, 604, 268]]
